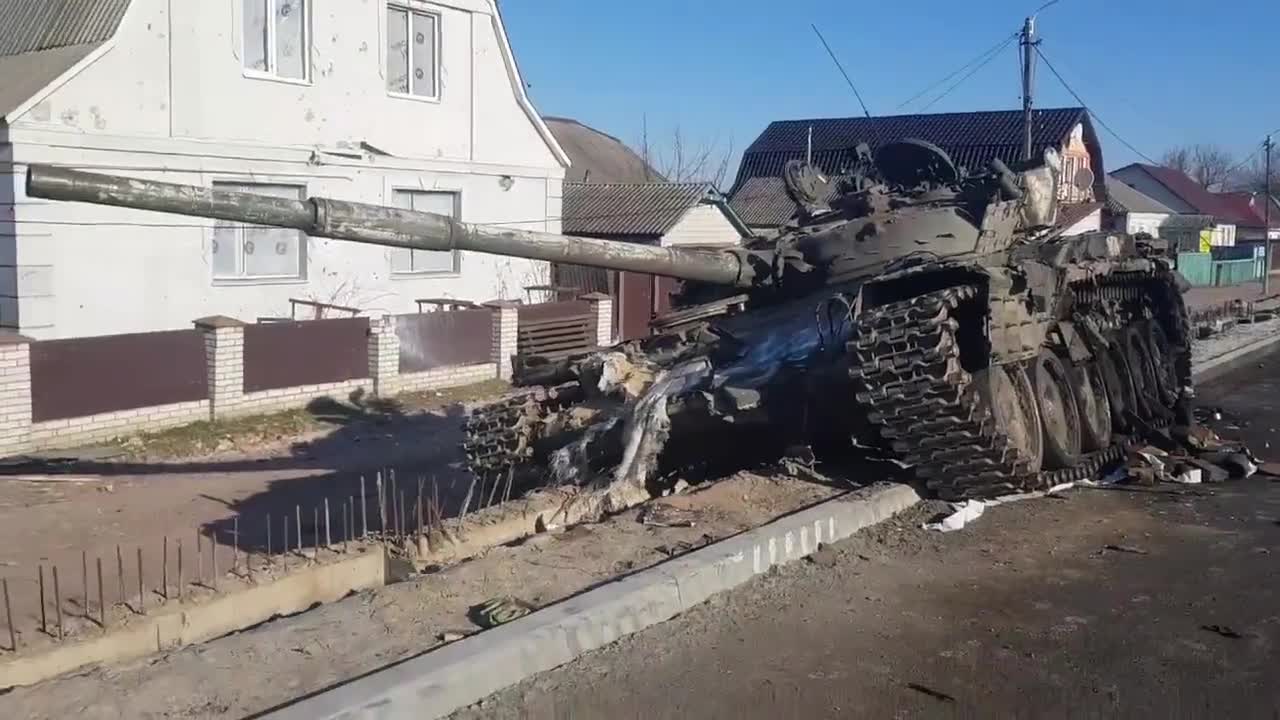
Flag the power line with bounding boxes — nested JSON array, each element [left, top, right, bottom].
[[896, 31, 1020, 111], [920, 34, 1019, 113], [1033, 45, 1159, 165], [811, 24, 872, 118]]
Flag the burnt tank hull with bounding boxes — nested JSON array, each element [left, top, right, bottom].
[[462, 235, 1190, 500], [462, 143, 1193, 501]]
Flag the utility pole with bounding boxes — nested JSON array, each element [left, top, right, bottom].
[[1020, 16, 1037, 161], [1265, 135, 1273, 294]]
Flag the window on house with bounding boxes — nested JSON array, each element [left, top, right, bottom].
[[390, 189, 459, 274], [243, 0, 308, 80], [386, 4, 438, 98], [212, 182, 307, 281]]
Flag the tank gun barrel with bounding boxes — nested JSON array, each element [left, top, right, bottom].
[[25, 165, 756, 287]]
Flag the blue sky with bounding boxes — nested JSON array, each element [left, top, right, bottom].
[[502, 0, 1280, 186]]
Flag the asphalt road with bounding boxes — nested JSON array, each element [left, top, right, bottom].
[[453, 349, 1280, 720]]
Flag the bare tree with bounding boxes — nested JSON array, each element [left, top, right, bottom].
[[1233, 147, 1279, 194], [1160, 143, 1236, 189], [1160, 147, 1191, 176], [638, 122, 736, 189]]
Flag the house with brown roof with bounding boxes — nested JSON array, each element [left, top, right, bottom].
[[1103, 176, 1212, 251], [1109, 164, 1251, 249], [729, 107, 1104, 231], [544, 117, 663, 183], [1214, 191, 1280, 243], [554, 181, 748, 340]]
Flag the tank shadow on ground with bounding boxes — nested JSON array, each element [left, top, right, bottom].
[[0, 395, 472, 478]]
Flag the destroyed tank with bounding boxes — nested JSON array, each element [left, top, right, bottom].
[[24, 140, 1193, 505]]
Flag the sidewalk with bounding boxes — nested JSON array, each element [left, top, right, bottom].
[[1183, 280, 1279, 312]]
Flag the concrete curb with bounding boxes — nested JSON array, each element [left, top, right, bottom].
[[1193, 328, 1280, 385], [259, 483, 922, 720]]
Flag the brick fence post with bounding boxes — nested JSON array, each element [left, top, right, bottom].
[[367, 315, 401, 397], [581, 292, 613, 347], [194, 316, 245, 420], [485, 302, 519, 381], [0, 333, 33, 456]]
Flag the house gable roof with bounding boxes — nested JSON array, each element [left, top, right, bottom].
[[545, 117, 664, 183], [563, 182, 744, 237], [0, 0, 131, 120], [729, 107, 1102, 228], [1216, 191, 1279, 230], [1104, 177, 1175, 215], [1110, 163, 1257, 226]]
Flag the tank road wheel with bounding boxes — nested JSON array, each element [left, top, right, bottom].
[[1145, 321, 1178, 404], [1102, 338, 1139, 430], [1069, 361, 1113, 452], [1029, 350, 1082, 470], [977, 364, 1043, 475], [1124, 326, 1161, 419]]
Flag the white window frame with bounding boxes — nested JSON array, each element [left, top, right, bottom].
[[241, 0, 312, 85], [385, 2, 442, 103], [211, 180, 309, 284], [388, 186, 461, 277]]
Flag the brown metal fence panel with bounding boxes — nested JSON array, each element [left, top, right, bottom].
[[30, 329, 209, 422], [395, 309, 493, 373], [516, 300, 594, 361], [243, 317, 370, 393]]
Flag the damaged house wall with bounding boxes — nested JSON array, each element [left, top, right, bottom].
[[0, 0, 567, 339]]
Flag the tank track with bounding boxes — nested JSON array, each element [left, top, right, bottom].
[[849, 280, 1175, 500], [462, 390, 555, 486]]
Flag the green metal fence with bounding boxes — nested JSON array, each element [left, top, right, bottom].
[[1175, 252, 1263, 287], [1176, 252, 1213, 286]]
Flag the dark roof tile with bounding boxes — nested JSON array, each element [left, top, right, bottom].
[[563, 182, 715, 236]]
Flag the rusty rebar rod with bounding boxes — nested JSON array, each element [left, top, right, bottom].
[[52, 566, 64, 640], [210, 531, 219, 590], [38, 565, 46, 634], [96, 558, 105, 629], [136, 548, 145, 614], [325, 498, 332, 549], [177, 540, 184, 600], [116, 545, 125, 608], [81, 551, 89, 619], [4, 578, 15, 651], [162, 536, 169, 601]]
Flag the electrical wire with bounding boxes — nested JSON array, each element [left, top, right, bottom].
[[812, 24, 872, 118], [1033, 45, 1160, 165], [919, 34, 1019, 113], [896, 31, 1020, 111]]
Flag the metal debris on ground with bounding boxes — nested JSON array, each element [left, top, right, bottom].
[[639, 504, 698, 528], [1201, 624, 1246, 640], [469, 596, 534, 629], [1102, 544, 1148, 555]]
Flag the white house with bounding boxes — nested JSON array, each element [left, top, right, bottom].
[[0, 0, 568, 339], [1109, 163, 1240, 249]]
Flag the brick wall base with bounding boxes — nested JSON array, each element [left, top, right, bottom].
[[30, 400, 212, 449], [398, 363, 498, 393]]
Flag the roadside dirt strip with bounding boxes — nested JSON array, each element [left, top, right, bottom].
[[3, 318, 1279, 719]]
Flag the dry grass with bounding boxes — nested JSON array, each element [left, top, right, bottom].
[[104, 378, 513, 461]]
